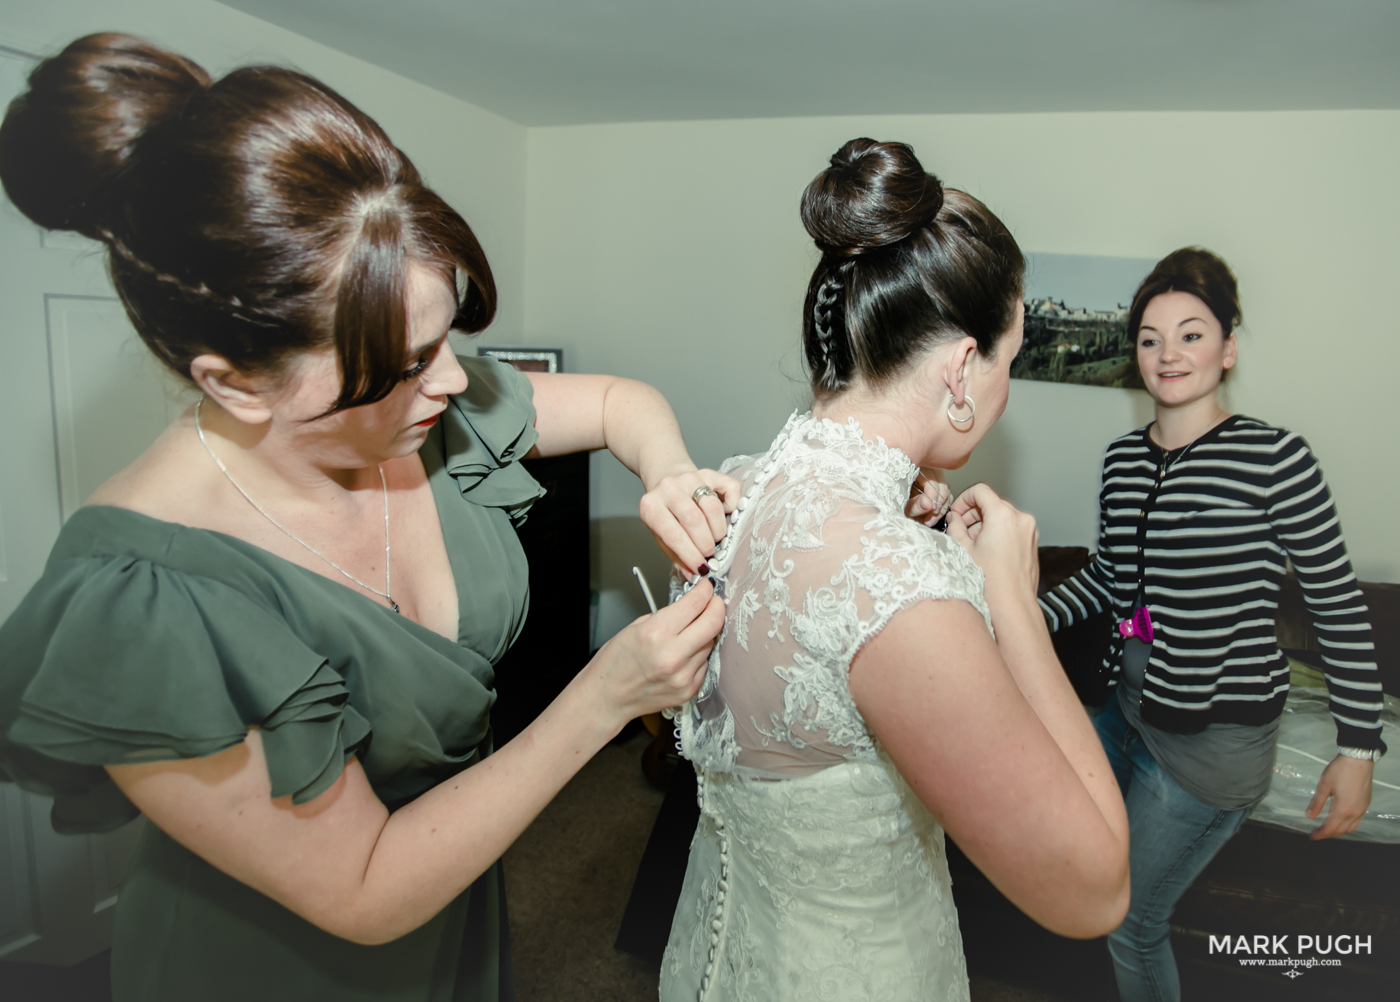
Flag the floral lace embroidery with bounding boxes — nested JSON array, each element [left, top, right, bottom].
[[660, 758, 972, 1002], [660, 412, 985, 1002], [675, 411, 990, 780]]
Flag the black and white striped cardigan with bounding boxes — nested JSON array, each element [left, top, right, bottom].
[[1040, 415, 1384, 751]]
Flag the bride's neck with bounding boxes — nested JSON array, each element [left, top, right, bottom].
[[810, 385, 936, 466]]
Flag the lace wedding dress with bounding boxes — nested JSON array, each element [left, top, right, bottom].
[[660, 412, 992, 1002]]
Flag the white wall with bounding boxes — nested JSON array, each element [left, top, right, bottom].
[[521, 111, 1400, 642], [3, 0, 528, 340], [10, 9, 1394, 637]]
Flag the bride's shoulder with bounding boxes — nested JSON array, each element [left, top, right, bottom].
[[866, 504, 978, 566], [848, 506, 989, 616]]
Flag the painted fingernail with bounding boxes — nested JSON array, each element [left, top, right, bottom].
[[698, 562, 710, 576]]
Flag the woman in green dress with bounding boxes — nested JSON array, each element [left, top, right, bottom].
[[0, 34, 732, 1001]]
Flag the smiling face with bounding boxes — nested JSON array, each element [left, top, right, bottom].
[[266, 261, 468, 469], [1136, 290, 1236, 409]]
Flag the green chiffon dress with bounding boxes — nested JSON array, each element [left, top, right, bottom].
[[0, 356, 546, 1002]]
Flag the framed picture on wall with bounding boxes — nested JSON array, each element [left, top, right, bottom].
[[1014, 253, 1155, 389], [476, 347, 564, 374]]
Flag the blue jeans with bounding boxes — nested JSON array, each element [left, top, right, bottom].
[[1094, 698, 1249, 1002]]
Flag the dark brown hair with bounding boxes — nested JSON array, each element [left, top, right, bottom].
[[800, 138, 1024, 398], [1127, 247, 1241, 348], [0, 33, 496, 413]]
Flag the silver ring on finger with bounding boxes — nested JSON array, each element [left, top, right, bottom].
[[692, 485, 715, 503]]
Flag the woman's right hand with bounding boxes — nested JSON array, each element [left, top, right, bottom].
[[945, 482, 1040, 615], [582, 577, 724, 728]]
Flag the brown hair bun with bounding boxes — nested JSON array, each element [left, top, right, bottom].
[[0, 33, 210, 236], [798, 139, 1024, 397], [0, 33, 496, 416], [801, 138, 944, 257], [1128, 247, 1242, 338]]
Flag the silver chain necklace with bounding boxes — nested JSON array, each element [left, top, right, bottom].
[[194, 397, 398, 613]]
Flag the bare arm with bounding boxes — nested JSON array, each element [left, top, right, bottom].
[[850, 484, 1129, 939], [526, 373, 691, 488], [525, 372, 739, 574], [107, 580, 724, 946], [850, 600, 1128, 938]]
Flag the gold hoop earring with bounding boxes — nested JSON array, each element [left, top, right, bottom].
[[947, 392, 976, 427]]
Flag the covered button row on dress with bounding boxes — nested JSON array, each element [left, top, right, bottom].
[[711, 477, 762, 579], [714, 452, 780, 556], [695, 770, 730, 1001]]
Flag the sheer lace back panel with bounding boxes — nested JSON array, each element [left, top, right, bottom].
[[675, 412, 992, 780]]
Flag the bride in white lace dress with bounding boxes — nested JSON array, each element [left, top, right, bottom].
[[660, 140, 1131, 1002]]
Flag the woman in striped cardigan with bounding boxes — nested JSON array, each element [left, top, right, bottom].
[[1039, 248, 1382, 1002]]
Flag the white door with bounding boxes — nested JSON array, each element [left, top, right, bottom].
[[0, 42, 190, 966]]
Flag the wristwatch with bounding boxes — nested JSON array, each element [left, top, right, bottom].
[[1337, 745, 1384, 761]]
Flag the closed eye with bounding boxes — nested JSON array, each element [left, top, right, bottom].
[[401, 333, 450, 381]]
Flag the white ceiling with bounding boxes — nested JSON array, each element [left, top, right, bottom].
[[216, 0, 1400, 126]]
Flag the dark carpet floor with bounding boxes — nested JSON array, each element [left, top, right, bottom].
[[501, 728, 670, 1001]]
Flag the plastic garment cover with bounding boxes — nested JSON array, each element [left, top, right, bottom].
[[1250, 680, 1400, 843]]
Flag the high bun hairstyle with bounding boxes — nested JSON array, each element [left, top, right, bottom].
[[1125, 248, 1241, 385], [800, 138, 1024, 398], [1127, 248, 1241, 342], [0, 33, 496, 414]]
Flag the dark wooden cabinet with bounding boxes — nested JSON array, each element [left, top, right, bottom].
[[489, 452, 592, 746]]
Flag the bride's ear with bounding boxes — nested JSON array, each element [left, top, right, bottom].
[[941, 336, 980, 407]]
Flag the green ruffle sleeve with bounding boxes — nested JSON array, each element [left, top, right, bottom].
[[445, 355, 547, 526], [0, 553, 371, 833]]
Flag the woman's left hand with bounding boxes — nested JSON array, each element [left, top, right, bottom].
[[1306, 754, 1375, 840], [906, 472, 952, 527], [639, 468, 741, 577]]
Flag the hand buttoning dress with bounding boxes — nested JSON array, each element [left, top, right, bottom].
[[661, 411, 991, 1002]]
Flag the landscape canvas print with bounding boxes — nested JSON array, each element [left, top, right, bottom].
[[1014, 253, 1157, 389]]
